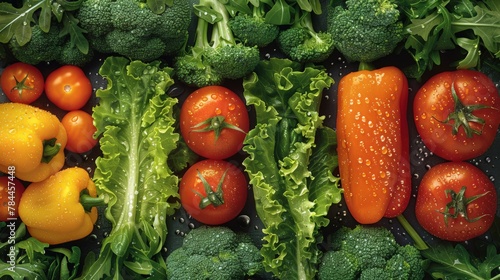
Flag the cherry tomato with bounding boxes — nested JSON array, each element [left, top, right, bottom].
[[1, 62, 44, 104], [0, 176, 25, 221], [179, 159, 248, 225], [180, 86, 249, 160], [45, 65, 92, 111], [413, 70, 500, 161], [61, 110, 98, 153], [415, 162, 497, 242]]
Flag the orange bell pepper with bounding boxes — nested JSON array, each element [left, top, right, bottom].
[[336, 66, 411, 224]]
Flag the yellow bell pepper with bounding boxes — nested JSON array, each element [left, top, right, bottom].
[[0, 103, 67, 182], [18, 167, 107, 245]]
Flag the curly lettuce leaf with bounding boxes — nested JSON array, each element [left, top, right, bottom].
[[79, 57, 183, 279], [242, 58, 341, 280]]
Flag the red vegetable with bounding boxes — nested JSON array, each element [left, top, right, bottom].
[[415, 162, 497, 242], [1, 62, 44, 104], [337, 66, 410, 224], [45, 65, 93, 111], [179, 159, 248, 225], [414, 70, 500, 161], [180, 86, 249, 159], [61, 110, 98, 153], [0, 176, 25, 222]]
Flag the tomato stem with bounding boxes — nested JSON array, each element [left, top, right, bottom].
[[11, 73, 33, 97], [440, 186, 491, 226], [41, 138, 61, 163], [192, 168, 228, 209], [191, 115, 246, 142], [433, 82, 495, 138]]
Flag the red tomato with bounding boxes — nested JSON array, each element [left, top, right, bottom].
[[413, 70, 500, 161], [415, 162, 497, 242], [61, 110, 98, 153], [180, 86, 249, 159], [1, 62, 44, 104], [45, 65, 92, 111], [0, 176, 25, 221], [179, 159, 248, 225]]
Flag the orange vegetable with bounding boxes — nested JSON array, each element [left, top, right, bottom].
[[336, 66, 410, 224]]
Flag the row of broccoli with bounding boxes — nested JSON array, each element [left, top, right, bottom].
[[165, 225, 427, 279], [2, 0, 405, 87]]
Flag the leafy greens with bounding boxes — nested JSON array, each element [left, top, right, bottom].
[[242, 58, 342, 280], [78, 56, 189, 279], [399, 0, 500, 79]]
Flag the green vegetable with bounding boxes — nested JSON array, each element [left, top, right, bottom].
[[278, 7, 335, 63], [174, 0, 260, 87], [76, 0, 191, 62], [77, 57, 191, 278], [318, 225, 426, 280], [398, 215, 500, 280], [327, 0, 404, 70], [398, 0, 500, 79], [165, 226, 265, 279], [226, 0, 281, 47], [0, 223, 81, 280], [0, 0, 87, 53], [8, 24, 93, 66], [242, 58, 341, 280]]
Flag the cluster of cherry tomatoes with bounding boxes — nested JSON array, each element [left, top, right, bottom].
[[178, 85, 250, 225], [1, 62, 98, 154]]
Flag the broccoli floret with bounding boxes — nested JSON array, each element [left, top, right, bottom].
[[76, 0, 191, 61], [57, 41, 94, 66], [9, 25, 64, 65], [228, 0, 280, 48], [9, 24, 93, 66], [174, 0, 260, 87], [397, 245, 426, 280], [317, 250, 359, 280], [327, 0, 404, 69], [319, 225, 426, 280], [166, 226, 264, 280], [340, 225, 399, 268], [277, 9, 335, 63]]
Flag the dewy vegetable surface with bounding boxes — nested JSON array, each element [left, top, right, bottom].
[[78, 57, 192, 278]]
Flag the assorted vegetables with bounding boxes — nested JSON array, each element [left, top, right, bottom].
[[336, 66, 410, 224], [0, 0, 499, 279]]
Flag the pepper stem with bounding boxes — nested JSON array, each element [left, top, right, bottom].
[[80, 191, 108, 212], [396, 215, 429, 251], [41, 138, 61, 163]]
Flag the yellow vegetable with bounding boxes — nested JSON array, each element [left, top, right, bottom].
[[0, 103, 67, 182], [18, 167, 106, 245]]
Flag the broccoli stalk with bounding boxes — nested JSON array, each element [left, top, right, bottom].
[[277, 9, 335, 63], [174, 0, 260, 87]]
